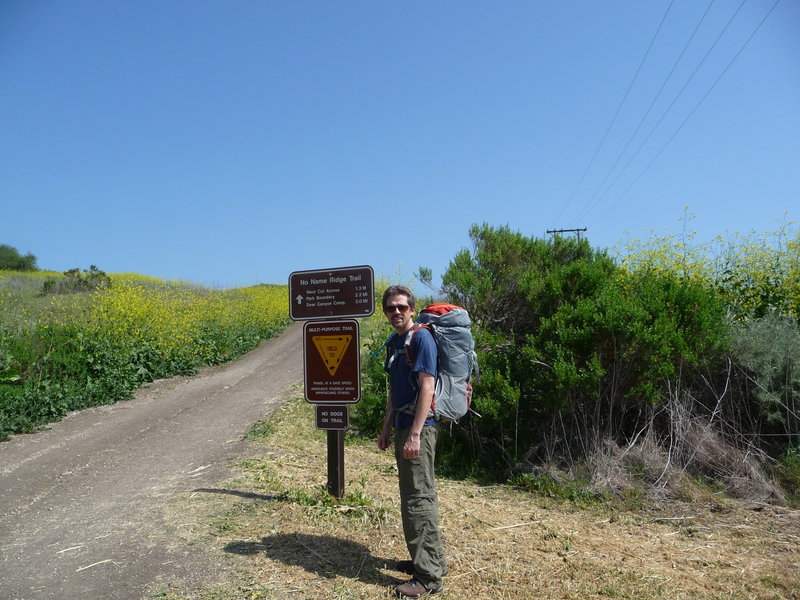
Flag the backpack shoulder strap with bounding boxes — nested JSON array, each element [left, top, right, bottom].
[[404, 323, 431, 365], [372, 332, 396, 359], [383, 333, 400, 370]]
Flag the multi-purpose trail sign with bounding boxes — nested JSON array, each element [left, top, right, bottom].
[[302, 319, 360, 403]]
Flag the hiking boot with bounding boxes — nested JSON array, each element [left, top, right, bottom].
[[395, 579, 437, 598]]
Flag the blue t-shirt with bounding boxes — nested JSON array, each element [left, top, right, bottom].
[[385, 327, 438, 429]]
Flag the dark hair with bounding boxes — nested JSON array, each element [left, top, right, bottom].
[[382, 285, 416, 310]]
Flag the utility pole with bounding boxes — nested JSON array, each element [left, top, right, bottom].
[[547, 227, 588, 241]]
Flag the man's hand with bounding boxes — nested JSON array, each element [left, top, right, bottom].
[[403, 429, 421, 459]]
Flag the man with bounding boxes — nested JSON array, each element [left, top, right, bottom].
[[377, 285, 446, 598]]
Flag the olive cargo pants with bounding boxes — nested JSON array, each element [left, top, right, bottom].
[[395, 425, 446, 592]]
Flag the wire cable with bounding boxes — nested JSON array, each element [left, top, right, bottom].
[[589, 0, 782, 227], [554, 0, 676, 226], [581, 0, 748, 223], [571, 0, 717, 226]]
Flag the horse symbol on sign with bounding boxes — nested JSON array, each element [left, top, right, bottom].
[[312, 335, 352, 376]]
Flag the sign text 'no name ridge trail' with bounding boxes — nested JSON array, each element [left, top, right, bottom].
[[289, 265, 374, 321]]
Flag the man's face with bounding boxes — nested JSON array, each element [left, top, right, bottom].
[[384, 293, 415, 333]]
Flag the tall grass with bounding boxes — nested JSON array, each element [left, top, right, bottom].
[[0, 271, 290, 440]]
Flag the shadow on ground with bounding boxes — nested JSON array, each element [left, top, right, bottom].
[[224, 533, 405, 587], [192, 488, 285, 501]]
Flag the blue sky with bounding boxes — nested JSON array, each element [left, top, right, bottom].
[[2, 1, 798, 290]]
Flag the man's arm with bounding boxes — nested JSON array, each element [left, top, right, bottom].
[[377, 391, 394, 451], [402, 371, 434, 459]]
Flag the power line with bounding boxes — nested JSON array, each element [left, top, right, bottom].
[[571, 0, 717, 226], [581, 0, 750, 222], [555, 0, 676, 225], [590, 0, 782, 226]]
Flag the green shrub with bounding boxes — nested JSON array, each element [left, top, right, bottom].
[[0, 244, 37, 271], [618, 221, 800, 320], [41, 265, 111, 296], [728, 313, 800, 447], [351, 316, 393, 437], [427, 224, 727, 481], [508, 472, 602, 505]]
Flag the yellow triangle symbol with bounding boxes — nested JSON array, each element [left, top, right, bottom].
[[312, 335, 352, 376]]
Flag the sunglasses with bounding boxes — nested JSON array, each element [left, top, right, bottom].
[[384, 304, 411, 313]]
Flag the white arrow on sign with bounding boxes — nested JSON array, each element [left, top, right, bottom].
[[296, 294, 304, 304]]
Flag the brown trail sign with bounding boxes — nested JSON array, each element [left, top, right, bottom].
[[289, 265, 374, 321], [303, 320, 360, 404], [290, 265, 374, 498]]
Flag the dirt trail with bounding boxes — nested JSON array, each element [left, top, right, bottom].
[[0, 324, 303, 600]]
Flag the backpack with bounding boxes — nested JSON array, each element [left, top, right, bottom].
[[387, 303, 480, 422]]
